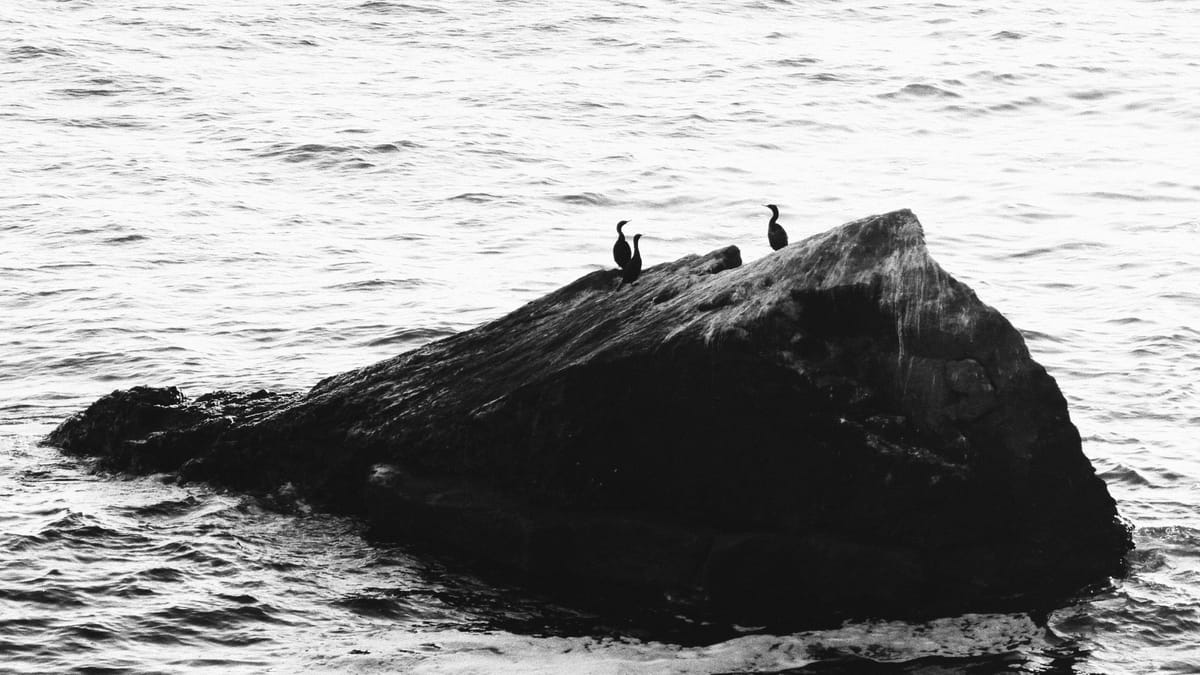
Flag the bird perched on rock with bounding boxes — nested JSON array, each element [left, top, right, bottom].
[[766, 204, 788, 251], [620, 233, 643, 286], [612, 220, 632, 269]]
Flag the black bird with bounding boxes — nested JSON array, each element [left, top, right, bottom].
[[766, 204, 788, 251], [621, 233, 643, 286], [612, 220, 632, 269]]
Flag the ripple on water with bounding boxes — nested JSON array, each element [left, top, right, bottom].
[[103, 234, 149, 245], [1099, 464, 1153, 488], [151, 602, 291, 631], [557, 192, 615, 206], [364, 326, 455, 347], [1139, 525, 1200, 553], [449, 192, 506, 203], [0, 585, 87, 607], [878, 83, 963, 99], [356, 1, 447, 14], [328, 278, 425, 291], [253, 142, 395, 170], [986, 95, 1045, 112], [115, 496, 207, 519], [8, 45, 73, 60]]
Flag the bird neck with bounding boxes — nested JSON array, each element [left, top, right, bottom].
[[768, 211, 779, 226]]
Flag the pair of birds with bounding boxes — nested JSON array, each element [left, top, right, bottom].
[[610, 204, 788, 284], [612, 221, 642, 284]]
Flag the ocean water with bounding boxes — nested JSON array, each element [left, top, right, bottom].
[[2, 0, 1199, 671]]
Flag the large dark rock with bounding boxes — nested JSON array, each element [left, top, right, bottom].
[[45, 209, 1131, 626]]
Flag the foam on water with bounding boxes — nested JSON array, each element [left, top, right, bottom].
[[3, 0, 1200, 671]]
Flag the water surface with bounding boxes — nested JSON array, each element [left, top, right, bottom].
[[3, 0, 1199, 671]]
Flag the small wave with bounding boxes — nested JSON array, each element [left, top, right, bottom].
[[118, 496, 203, 518], [1097, 464, 1152, 487], [336, 591, 416, 619], [1018, 328, 1065, 344], [257, 142, 352, 161], [9, 45, 71, 60], [371, 140, 422, 153], [1126, 547, 1169, 574], [57, 88, 123, 98], [1006, 246, 1058, 259], [1069, 89, 1116, 101], [5, 511, 149, 551], [162, 545, 234, 568], [1139, 525, 1200, 549], [254, 142, 392, 170], [329, 278, 423, 291], [1105, 316, 1149, 326], [449, 192, 505, 203], [46, 352, 149, 372], [0, 585, 86, 607], [365, 327, 455, 347], [557, 192, 613, 206], [136, 567, 186, 583], [0, 617, 53, 631], [772, 57, 819, 67], [104, 234, 148, 245], [66, 622, 120, 642], [151, 602, 289, 630], [357, 0, 446, 14], [215, 593, 261, 604], [1007, 240, 1103, 259], [879, 83, 962, 99], [992, 30, 1024, 40], [987, 96, 1044, 112]]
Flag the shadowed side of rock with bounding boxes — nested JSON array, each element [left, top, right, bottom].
[[44, 209, 1132, 627]]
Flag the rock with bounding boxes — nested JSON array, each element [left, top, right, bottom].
[[43, 209, 1132, 626]]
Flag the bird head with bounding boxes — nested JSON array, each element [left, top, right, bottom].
[[617, 220, 630, 231]]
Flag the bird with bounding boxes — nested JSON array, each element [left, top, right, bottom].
[[612, 220, 632, 269], [620, 233, 643, 286], [766, 204, 788, 251]]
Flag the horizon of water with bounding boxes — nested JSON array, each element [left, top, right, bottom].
[[3, 0, 1199, 672]]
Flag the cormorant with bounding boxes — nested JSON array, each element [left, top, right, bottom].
[[766, 204, 788, 251], [621, 233, 643, 286], [613, 220, 632, 269]]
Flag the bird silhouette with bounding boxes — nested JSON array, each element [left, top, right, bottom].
[[612, 220, 632, 269], [766, 204, 788, 251], [620, 233, 643, 286]]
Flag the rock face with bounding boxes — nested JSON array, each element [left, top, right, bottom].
[[45, 209, 1131, 626]]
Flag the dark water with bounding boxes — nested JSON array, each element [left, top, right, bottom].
[[3, 0, 1199, 671]]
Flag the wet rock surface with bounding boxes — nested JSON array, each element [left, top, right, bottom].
[[45, 209, 1132, 626]]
